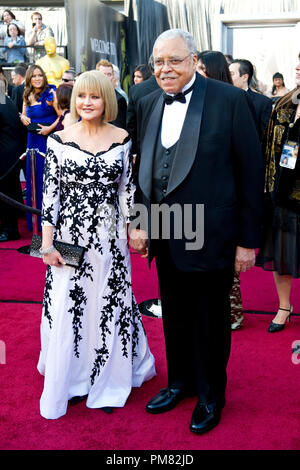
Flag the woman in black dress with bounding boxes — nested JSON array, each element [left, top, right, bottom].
[[256, 53, 300, 332]]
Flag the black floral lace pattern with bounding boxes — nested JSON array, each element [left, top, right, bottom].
[[43, 266, 53, 328], [41, 132, 143, 378]]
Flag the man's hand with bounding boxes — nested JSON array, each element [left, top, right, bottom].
[[235, 246, 256, 273], [129, 229, 148, 258]]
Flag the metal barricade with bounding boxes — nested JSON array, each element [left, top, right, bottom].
[[20, 148, 46, 235]]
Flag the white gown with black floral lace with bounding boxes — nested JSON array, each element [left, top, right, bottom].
[[37, 133, 156, 420]]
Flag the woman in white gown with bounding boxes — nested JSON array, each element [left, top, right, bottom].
[[38, 70, 156, 420]]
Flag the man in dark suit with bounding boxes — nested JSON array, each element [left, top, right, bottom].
[[0, 79, 24, 241], [229, 59, 272, 330], [11, 65, 26, 112], [229, 59, 272, 141], [126, 73, 160, 155], [96, 59, 127, 129], [129, 29, 264, 434], [11, 65, 27, 176], [127, 73, 162, 318]]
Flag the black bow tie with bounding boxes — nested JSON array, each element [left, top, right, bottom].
[[163, 83, 194, 105]]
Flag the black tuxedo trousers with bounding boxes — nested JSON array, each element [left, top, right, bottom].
[[153, 240, 234, 404]]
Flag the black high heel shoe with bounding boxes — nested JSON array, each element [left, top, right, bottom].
[[268, 306, 293, 333]]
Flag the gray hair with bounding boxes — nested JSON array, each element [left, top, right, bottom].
[[64, 69, 76, 79], [112, 64, 120, 79], [153, 29, 197, 55]]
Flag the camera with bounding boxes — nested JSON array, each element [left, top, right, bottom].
[[32, 22, 36, 27]]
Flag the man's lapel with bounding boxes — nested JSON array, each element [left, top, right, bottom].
[[166, 74, 207, 196], [138, 93, 165, 200]]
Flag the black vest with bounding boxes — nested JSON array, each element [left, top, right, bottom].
[[152, 131, 178, 203]]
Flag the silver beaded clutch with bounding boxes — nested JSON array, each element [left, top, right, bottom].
[[30, 234, 85, 268]]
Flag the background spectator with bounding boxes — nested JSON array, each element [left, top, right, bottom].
[[266, 72, 290, 104], [0, 64, 13, 97], [61, 69, 75, 86], [96, 59, 127, 129], [229, 59, 272, 141], [1, 9, 25, 35], [112, 64, 128, 103], [0, 75, 23, 241], [224, 53, 233, 65], [26, 11, 54, 60], [20, 64, 58, 231], [2, 23, 27, 65], [256, 54, 300, 333], [11, 65, 27, 172], [197, 50, 233, 83], [54, 83, 76, 130], [0, 10, 25, 64], [132, 64, 152, 85], [11, 65, 26, 89]]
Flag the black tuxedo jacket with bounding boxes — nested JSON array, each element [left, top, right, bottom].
[[246, 88, 272, 142], [111, 89, 127, 129], [134, 73, 265, 272], [11, 83, 25, 113], [126, 75, 161, 154], [0, 96, 23, 175], [11, 83, 27, 151]]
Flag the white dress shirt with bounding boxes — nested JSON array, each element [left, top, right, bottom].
[[161, 74, 196, 149]]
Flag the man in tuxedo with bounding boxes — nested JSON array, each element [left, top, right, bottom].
[[129, 29, 264, 434], [11, 65, 26, 112], [126, 72, 160, 155], [96, 59, 127, 129], [229, 59, 272, 142], [0, 79, 23, 241], [11, 65, 27, 176]]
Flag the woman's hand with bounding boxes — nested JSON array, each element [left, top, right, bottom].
[[8, 41, 15, 49], [37, 124, 52, 136], [20, 114, 31, 126], [42, 249, 66, 267]]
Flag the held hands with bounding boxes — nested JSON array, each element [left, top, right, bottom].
[[42, 249, 66, 267], [235, 246, 256, 273], [129, 229, 148, 258]]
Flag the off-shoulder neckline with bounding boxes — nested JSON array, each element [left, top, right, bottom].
[[50, 132, 130, 157]]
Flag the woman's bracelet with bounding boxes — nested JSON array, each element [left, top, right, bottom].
[[39, 245, 56, 255]]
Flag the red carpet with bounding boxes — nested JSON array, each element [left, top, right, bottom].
[[0, 220, 300, 450]]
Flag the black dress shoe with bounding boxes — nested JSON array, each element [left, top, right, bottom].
[[190, 401, 222, 434], [146, 387, 187, 414], [69, 395, 88, 405], [100, 407, 113, 414]]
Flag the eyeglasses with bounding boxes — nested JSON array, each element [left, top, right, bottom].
[[152, 54, 192, 69], [62, 78, 72, 82]]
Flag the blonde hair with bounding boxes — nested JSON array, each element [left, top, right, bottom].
[[96, 59, 113, 71], [70, 70, 118, 123]]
